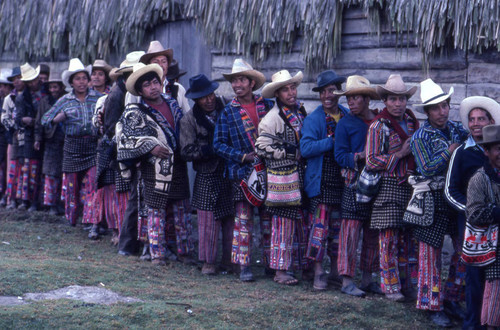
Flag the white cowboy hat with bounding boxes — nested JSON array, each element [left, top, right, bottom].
[[125, 63, 163, 96], [0, 68, 13, 85], [459, 96, 500, 130], [262, 70, 303, 98], [61, 58, 92, 88], [415, 78, 453, 107], [139, 40, 173, 65], [20, 63, 40, 82], [110, 51, 146, 80], [222, 58, 266, 91], [334, 75, 379, 100], [376, 74, 417, 99]]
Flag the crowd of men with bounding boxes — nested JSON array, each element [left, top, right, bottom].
[[1, 40, 499, 329]]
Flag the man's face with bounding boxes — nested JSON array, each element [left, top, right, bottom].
[[469, 108, 494, 141], [485, 143, 500, 170], [138, 77, 162, 102], [347, 94, 369, 116], [39, 73, 49, 84], [275, 83, 297, 108], [230, 75, 255, 100], [319, 84, 339, 112], [70, 72, 89, 94], [48, 82, 64, 99], [426, 100, 450, 129], [149, 55, 168, 80], [91, 69, 106, 88], [26, 77, 41, 92], [384, 94, 407, 119], [196, 92, 216, 113], [12, 75, 24, 91]]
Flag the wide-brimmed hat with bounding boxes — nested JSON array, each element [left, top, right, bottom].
[[376, 74, 417, 99], [334, 75, 379, 100], [312, 70, 346, 92], [459, 96, 500, 129], [415, 78, 454, 107], [7, 66, 21, 82], [110, 51, 146, 80], [185, 74, 219, 99], [166, 59, 187, 81], [139, 40, 173, 65], [20, 63, 40, 82], [0, 68, 13, 85], [92, 59, 113, 74], [222, 58, 266, 91], [62, 58, 92, 88], [478, 124, 500, 145], [44, 72, 63, 85], [262, 70, 303, 98], [125, 63, 163, 96]]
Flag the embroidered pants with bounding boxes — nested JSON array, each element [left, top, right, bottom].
[[231, 201, 271, 267], [5, 159, 19, 203], [306, 203, 341, 262], [197, 210, 220, 264], [43, 175, 61, 206], [19, 159, 41, 202], [416, 237, 466, 311], [147, 199, 194, 260], [379, 228, 418, 294], [337, 219, 379, 277], [481, 280, 500, 327], [63, 166, 97, 226], [95, 185, 129, 231]]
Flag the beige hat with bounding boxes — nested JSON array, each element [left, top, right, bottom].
[[62, 58, 92, 88], [262, 70, 303, 98], [45, 72, 63, 84], [415, 78, 453, 107], [459, 96, 500, 129], [110, 51, 146, 80], [478, 124, 500, 145], [139, 41, 173, 65], [222, 58, 266, 91], [334, 75, 379, 100], [125, 63, 163, 96], [376, 74, 417, 99], [92, 59, 113, 74], [20, 63, 40, 82]]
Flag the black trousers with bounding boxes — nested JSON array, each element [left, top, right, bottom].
[[118, 168, 140, 254]]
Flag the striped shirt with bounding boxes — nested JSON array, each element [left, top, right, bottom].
[[41, 89, 102, 136]]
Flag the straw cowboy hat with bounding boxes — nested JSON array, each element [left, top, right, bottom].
[[0, 68, 14, 85], [459, 96, 500, 129], [44, 72, 63, 85], [185, 74, 219, 100], [125, 63, 163, 96], [312, 70, 346, 92], [92, 59, 113, 74], [262, 70, 303, 98], [140, 40, 173, 65], [334, 75, 379, 100], [166, 59, 187, 81], [110, 51, 146, 80], [222, 58, 266, 91], [478, 124, 500, 145], [376, 74, 417, 99], [20, 63, 40, 82], [62, 58, 92, 88], [415, 78, 454, 107]]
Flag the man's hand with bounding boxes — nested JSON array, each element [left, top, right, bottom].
[[448, 143, 460, 153], [53, 111, 67, 124], [96, 110, 104, 127], [151, 145, 171, 159], [243, 152, 256, 163], [395, 139, 411, 159], [22, 117, 35, 127], [34, 141, 41, 151]]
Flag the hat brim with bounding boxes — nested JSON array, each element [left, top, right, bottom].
[[376, 85, 417, 99], [92, 64, 113, 74], [334, 87, 380, 100], [262, 72, 304, 98], [414, 87, 454, 108], [167, 70, 187, 81], [459, 96, 500, 129], [20, 66, 41, 82], [125, 64, 163, 96], [222, 70, 266, 91], [62, 66, 92, 89], [0, 78, 13, 85], [312, 76, 346, 92], [139, 49, 174, 67], [478, 138, 500, 146], [185, 81, 219, 100]]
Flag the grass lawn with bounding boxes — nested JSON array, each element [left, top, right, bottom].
[[0, 209, 459, 329]]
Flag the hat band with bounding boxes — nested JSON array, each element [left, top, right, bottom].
[[423, 92, 448, 105]]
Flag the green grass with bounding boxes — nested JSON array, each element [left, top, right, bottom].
[[0, 210, 458, 329]]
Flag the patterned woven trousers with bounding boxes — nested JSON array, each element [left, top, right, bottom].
[[231, 201, 271, 266], [63, 166, 97, 226], [306, 204, 341, 261], [43, 175, 61, 206], [379, 228, 418, 294], [337, 219, 379, 277], [416, 237, 466, 311], [0, 160, 5, 195], [269, 213, 308, 271], [197, 210, 220, 264], [5, 160, 18, 203], [19, 159, 40, 202], [95, 185, 129, 231], [147, 199, 194, 260], [481, 279, 500, 327]]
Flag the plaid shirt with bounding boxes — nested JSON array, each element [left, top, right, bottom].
[[41, 89, 102, 136], [213, 94, 274, 180], [410, 120, 468, 178]]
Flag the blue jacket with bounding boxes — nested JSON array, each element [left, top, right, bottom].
[[301, 104, 349, 198], [334, 111, 370, 169]]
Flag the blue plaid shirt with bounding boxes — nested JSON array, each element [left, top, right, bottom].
[[213, 95, 274, 180]]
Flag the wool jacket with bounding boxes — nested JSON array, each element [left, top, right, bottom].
[[103, 77, 127, 138], [15, 87, 43, 159], [301, 104, 349, 198]]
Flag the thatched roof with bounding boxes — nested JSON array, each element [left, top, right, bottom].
[[1, 0, 499, 69]]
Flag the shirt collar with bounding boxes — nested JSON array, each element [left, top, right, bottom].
[[464, 134, 484, 151]]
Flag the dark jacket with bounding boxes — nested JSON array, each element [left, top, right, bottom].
[[15, 87, 43, 159], [103, 77, 126, 139]]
